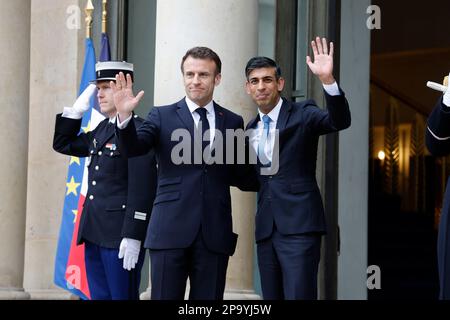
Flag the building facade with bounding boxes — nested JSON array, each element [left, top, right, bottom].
[[0, 0, 370, 300]]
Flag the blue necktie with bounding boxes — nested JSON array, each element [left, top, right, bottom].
[[258, 114, 271, 166], [195, 107, 210, 151]]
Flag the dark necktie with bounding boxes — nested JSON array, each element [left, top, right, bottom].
[[195, 107, 210, 151]]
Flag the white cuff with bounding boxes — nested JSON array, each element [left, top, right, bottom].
[[62, 107, 83, 120], [323, 82, 340, 96], [117, 114, 132, 129], [443, 94, 450, 107]]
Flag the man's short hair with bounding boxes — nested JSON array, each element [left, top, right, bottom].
[[245, 56, 282, 80], [181, 47, 222, 75]]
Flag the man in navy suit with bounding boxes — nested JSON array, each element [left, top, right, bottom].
[[426, 73, 450, 299], [244, 37, 351, 299], [113, 47, 255, 300], [53, 61, 157, 300]]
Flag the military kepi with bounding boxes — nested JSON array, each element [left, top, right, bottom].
[[94, 61, 134, 82]]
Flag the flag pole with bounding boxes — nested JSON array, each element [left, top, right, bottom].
[[102, 0, 108, 34], [85, 0, 94, 39]]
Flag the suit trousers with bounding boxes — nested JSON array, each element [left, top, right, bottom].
[[149, 228, 229, 300], [257, 227, 321, 300], [84, 241, 145, 300]]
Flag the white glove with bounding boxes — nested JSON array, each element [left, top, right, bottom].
[[443, 73, 450, 107], [62, 84, 97, 119], [118, 238, 141, 271]]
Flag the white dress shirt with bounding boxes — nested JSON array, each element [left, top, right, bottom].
[[185, 97, 216, 143]]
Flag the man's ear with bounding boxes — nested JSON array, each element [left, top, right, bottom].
[[215, 73, 222, 86], [277, 77, 285, 92], [245, 82, 251, 95]]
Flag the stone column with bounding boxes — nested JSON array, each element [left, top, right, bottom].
[[23, 0, 84, 299], [0, 0, 31, 300], [142, 0, 260, 299], [338, 0, 371, 300]]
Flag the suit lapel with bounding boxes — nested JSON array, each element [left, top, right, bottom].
[[214, 102, 225, 135], [176, 98, 196, 140], [247, 114, 260, 130], [276, 98, 291, 131], [96, 120, 115, 149]]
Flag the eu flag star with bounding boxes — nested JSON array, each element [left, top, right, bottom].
[[70, 157, 80, 166], [82, 121, 91, 133], [66, 176, 80, 196]]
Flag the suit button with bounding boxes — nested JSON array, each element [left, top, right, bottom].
[[90, 150, 94, 154], [98, 151, 103, 156], [269, 176, 273, 179], [89, 195, 94, 200], [95, 166, 99, 171], [122, 205, 126, 209], [110, 152, 114, 156], [92, 181, 97, 186], [204, 169, 208, 173]]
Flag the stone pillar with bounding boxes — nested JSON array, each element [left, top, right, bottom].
[[23, 0, 84, 299], [0, 0, 31, 300], [338, 0, 370, 300], [142, 0, 260, 299]]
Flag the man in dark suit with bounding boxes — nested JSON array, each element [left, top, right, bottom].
[[426, 73, 450, 299], [244, 37, 351, 299], [53, 61, 157, 300], [113, 47, 254, 300]]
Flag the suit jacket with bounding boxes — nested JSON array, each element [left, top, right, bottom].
[[116, 98, 252, 256], [426, 97, 450, 299], [246, 90, 351, 242], [53, 114, 157, 248]]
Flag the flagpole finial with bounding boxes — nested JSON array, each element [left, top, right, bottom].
[[102, 0, 108, 34], [85, 0, 95, 39]]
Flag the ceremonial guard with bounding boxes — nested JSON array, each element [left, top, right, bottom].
[[53, 61, 157, 300]]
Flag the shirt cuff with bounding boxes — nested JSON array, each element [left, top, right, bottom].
[[323, 82, 340, 96], [117, 114, 132, 129], [62, 107, 83, 120], [443, 94, 450, 107]]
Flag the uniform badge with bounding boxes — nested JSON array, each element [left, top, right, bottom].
[[106, 143, 117, 151]]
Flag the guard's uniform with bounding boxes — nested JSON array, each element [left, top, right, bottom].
[[53, 114, 157, 299], [427, 97, 450, 300]]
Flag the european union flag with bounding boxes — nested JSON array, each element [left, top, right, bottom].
[[54, 33, 111, 299]]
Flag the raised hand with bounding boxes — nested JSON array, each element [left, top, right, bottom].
[[72, 84, 97, 114], [110, 72, 144, 120], [306, 37, 335, 85]]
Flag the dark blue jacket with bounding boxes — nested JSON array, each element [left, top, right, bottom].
[[246, 90, 351, 242], [426, 97, 450, 299], [116, 98, 254, 256], [53, 114, 157, 248]]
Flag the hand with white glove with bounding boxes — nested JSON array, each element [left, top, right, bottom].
[[443, 73, 450, 107], [62, 84, 97, 119], [118, 238, 141, 271]]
